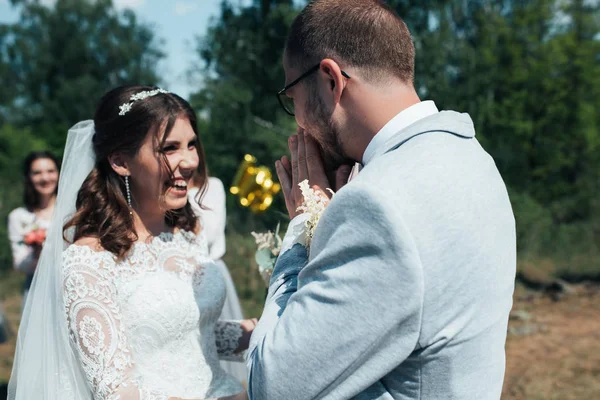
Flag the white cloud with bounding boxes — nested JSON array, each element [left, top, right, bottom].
[[174, 2, 197, 16], [39, 0, 57, 7], [113, 0, 145, 10]]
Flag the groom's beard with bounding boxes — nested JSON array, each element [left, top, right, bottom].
[[305, 92, 353, 174]]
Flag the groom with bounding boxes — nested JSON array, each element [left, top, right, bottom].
[[247, 1, 516, 399]]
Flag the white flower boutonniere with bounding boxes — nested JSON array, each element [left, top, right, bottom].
[[296, 179, 333, 246]]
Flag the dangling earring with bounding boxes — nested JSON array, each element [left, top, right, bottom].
[[125, 175, 133, 215]]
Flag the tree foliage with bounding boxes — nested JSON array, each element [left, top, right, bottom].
[[0, 0, 597, 275], [0, 0, 165, 151], [0, 0, 165, 272], [193, 0, 599, 261]]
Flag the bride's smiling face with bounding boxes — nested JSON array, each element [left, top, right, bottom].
[[126, 116, 199, 213]]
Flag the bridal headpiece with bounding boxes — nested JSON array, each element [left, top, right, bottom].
[[119, 88, 169, 116]]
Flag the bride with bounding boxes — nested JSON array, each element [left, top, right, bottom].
[[8, 85, 254, 400]]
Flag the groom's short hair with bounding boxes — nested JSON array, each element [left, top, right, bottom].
[[286, 0, 415, 84]]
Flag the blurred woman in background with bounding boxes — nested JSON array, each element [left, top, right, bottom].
[[188, 173, 248, 385], [7, 151, 59, 309]]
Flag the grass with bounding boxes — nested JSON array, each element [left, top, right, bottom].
[[517, 253, 600, 289], [222, 231, 270, 318], [0, 273, 22, 388]]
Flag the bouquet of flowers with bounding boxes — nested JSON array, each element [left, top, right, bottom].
[[251, 224, 282, 283], [22, 225, 47, 246]]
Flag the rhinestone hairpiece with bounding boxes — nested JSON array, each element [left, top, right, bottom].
[[118, 88, 169, 116]]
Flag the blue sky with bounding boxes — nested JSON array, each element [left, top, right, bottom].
[[0, 0, 244, 99]]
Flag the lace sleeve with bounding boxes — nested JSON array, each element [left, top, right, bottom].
[[62, 247, 168, 400], [215, 320, 244, 361]]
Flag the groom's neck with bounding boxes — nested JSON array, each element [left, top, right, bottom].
[[342, 82, 420, 162]]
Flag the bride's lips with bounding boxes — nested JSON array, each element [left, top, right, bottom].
[[166, 177, 189, 197]]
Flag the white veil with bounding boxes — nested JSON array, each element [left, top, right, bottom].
[[8, 120, 97, 399]]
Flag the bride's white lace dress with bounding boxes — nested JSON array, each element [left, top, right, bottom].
[[61, 230, 245, 400]]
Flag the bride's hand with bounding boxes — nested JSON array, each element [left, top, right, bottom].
[[169, 391, 248, 400], [237, 318, 258, 352], [219, 392, 249, 400]]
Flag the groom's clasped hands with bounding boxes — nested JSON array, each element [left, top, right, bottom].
[[275, 128, 352, 219]]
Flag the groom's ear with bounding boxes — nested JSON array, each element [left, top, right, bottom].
[[319, 58, 347, 105], [108, 152, 130, 177]]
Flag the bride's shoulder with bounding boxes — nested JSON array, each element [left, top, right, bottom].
[[176, 228, 209, 255], [72, 236, 103, 250], [63, 237, 113, 266], [62, 238, 117, 287]]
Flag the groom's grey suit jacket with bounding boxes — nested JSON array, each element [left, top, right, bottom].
[[247, 111, 516, 400]]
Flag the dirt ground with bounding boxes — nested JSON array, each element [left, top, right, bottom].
[[502, 283, 600, 399], [1, 285, 599, 399]]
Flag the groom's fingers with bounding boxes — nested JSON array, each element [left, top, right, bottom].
[[304, 134, 327, 187], [297, 130, 308, 183], [281, 155, 292, 179], [276, 158, 295, 218], [289, 135, 299, 187], [275, 159, 291, 193]]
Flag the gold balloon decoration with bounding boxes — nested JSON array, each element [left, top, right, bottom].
[[230, 154, 281, 214]]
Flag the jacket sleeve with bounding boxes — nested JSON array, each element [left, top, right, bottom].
[[247, 184, 424, 399]]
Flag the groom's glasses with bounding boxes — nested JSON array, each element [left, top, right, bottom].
[[277, 64, 351, 116]]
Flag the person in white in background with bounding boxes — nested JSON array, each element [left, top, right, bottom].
[[8, 151, 59, 310], [188, 174, 248, 385]]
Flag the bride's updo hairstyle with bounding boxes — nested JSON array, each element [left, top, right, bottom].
[[64, 85, 208, 258]]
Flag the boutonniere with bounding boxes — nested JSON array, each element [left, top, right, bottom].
[[296, 179, 333, 247], [250, 180, 334, 283]]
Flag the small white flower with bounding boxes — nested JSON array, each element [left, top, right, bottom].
[[296, 179, 332, 245], [118, 102, 132, 116], [251, 231, 275, 251]]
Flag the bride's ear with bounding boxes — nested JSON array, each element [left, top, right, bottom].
[[108, 153, 130, 177]]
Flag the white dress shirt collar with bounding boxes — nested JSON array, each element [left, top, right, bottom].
[[362, 100, 439, 165]]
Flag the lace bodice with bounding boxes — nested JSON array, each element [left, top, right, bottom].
[[62, 230, 245, 400]]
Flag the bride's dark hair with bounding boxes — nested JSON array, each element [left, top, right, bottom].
[[64, 85, 208, 258]]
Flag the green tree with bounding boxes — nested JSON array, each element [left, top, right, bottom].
[[0, 0, 165, 152], [190, 0, 299, 227], [0, 0, 167, 273], [192, 0, 599, 273]]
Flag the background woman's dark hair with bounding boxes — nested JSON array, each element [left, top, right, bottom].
[[23, 151, 60, 211], [64, 85, 208, 259]]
